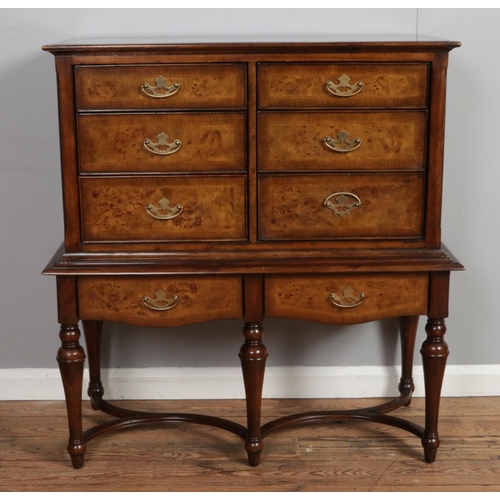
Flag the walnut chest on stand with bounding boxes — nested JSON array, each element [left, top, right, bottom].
[[42, 36, 463, 468]]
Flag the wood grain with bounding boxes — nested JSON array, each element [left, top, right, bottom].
[[78, 113, 246, 173], [75, 63, 246, 110], [80, 175, 247, 242], [258, 111, 426, 171], [258, 63, 428, 108], [78, 275, 243, 327], [265, 273, 428, 324], [258, 173, 425, 240]]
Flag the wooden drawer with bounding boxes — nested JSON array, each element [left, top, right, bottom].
[[258, 63, 428, 108], [78, 275, 243, 327], [78, 113, 246, 173], [75, 64, 246, 110], [258, 174, 424, 240], [80, 175, 247, 242], [265, 273, 428, 324], [258, 111, 426, 172]]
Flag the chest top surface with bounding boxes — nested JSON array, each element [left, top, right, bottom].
[[43, 34, 460, 52]]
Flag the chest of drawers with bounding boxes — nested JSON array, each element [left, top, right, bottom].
[[43, 36, 463, 469]]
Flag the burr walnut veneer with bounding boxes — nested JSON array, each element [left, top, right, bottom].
[[42, 36, 463, 469]]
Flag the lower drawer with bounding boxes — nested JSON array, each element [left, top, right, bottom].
[[265, 273, 428, 324], [78, 275, 243, 327], [80, 175, 247, 242], [258, 174, 425, 240]]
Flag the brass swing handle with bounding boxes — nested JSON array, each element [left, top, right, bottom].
[[143, 133, 182, 156], [142, 290, 180, 311], [323, 192, 361, 218], [146, 197, 183, 220], [329, 287, 366, 309], [324, 130, 362, 153], [325, 74, 364, 97], [141, 76, 180, 99]]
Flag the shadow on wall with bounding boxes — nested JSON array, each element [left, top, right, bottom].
[[96, 316, 404, 369]]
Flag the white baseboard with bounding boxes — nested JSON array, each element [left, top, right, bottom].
[[1, 365, 500, 400]]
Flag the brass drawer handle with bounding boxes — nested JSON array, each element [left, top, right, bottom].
[[324, 131, 362, 153], [143, 133, 182, 156], [325, 74, 364, 97], [141, 76, 180, 99], [146, 197, 183, 220], [323, 192, 361, 218], [142, 290, 180, 311], [330, 287, 366, 309]]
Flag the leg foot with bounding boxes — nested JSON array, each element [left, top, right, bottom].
[[69, 443, 86, 469], [245, 439, 264, 467], [422, 435, 439, 463]]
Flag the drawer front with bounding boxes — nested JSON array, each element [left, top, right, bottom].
[[78, 275, 243, 327], [258, 63, 428, 108], [265, 273, 428, 324], [80, 175, 247, 242], [78, 113, 246, 173], [258, 111, 426, 172], [259, 174, 424, 240], [75, 64, 246, 110]]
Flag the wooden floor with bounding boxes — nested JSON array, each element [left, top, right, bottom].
[[1, 397, 499, 491]]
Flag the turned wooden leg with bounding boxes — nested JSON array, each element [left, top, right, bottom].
[[82, 320, 104, 409], [240, 274, 266, 466], [420, 317, 449, 463], [56, 277, 87, 469], [57, 323, 87, 469], [398, 316, 419, 406], [239, 321, 268, 466]]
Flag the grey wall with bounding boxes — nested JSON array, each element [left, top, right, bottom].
[[0, 9, 495, 372]]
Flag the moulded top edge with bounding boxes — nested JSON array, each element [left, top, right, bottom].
[[42, 35, 461, 55]]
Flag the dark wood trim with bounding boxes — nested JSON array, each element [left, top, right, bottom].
[[43, 37, 461, 56], [54, 57, 81, 253], [43, 244, 464, 276]]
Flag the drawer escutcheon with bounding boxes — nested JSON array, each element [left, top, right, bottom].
[[141, 76, 180, 99], [325, 74, 364, 97], [330, 287, 366, 308], [142, 290, 180, 311]]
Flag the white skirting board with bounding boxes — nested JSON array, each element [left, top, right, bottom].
[[1, 365, 499, 400]]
